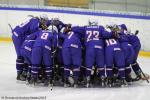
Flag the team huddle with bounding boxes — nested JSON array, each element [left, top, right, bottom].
[[11, 14, 149, 88]]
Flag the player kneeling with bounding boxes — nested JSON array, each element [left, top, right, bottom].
[[30, 25, 58, 86]]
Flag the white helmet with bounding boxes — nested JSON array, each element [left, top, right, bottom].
[[40, 14, 48, 21], [47, 25, 58, 33], [88, 18, 98, 26]]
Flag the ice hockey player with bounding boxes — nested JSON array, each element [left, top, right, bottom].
[[117, 24, 135, 83], [47, 18, 68, 83], [83, 19, 118, 87], [12, 14, 49, 81], [20, 37, 36, 83], [29, 25, 58, 86], [60, 25, 83, 88], [120, 24, 149, 81], [105, 24, 128, 87]]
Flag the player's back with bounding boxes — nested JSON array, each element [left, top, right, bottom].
[[105, 38, 120, 48], [34, 30, 57, 48], [13, 18, 39, 37], [84, 25, 105, 47], [118, 32, 132, 50], [118, 32, 130, 45], [127, 34, 141, 48], [62, 26, 82, 48], [21, 40, 35, 51], [118, 32, 135, 60]]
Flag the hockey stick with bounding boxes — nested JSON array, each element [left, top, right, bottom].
[[135, 30, 139, 35], [8, 24, 13, 31], [50, 19, 58, 91], [139, 66, 149, 83], [28, 15, 39, 20], [28, 15, 34, 18], [134, 30, 149, 83], [51, 22, 54, 91]]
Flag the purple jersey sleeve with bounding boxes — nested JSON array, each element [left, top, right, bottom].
[[28, 18, 40, 34], [25, 30, 40, 40]]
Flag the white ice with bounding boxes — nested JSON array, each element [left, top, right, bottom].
[[0, 42, 150, 100]]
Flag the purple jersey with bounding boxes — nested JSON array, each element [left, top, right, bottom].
[[105, 38, 120, 48], [21, 40, 35, 52], [33, 30, 57, 48], [118, 32, 135, 65], [118, 32, 130, 45], [61, 26, 83, 48], [84, 25, 112, 48], [12, 18, 40, 37], [26, 30, 57, 48], [127, 34, 141, 49], [21, 39, 35, 64], [105, 38, 125, 78]]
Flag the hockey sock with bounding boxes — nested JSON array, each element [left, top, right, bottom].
[[31, 64, 39, 78], [23, 62, 28, 73], [125, 65, 131, 75], [16, 56, 24, 74], [64, 66, 70, 78], [86, 67, 92, 77], [45, 65, 52, 79], [60, 66, 64, 76], [97, 67, 105, 77], [118, 67, 125, 79], [28, 65, 31, 74], [113, 67, 118, 75], [131, 62, 142, 75], [73, 66, 80, 80], [106, 66, 113, 77]]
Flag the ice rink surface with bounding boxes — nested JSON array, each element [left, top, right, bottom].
[[0, 42, 150, 100]]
